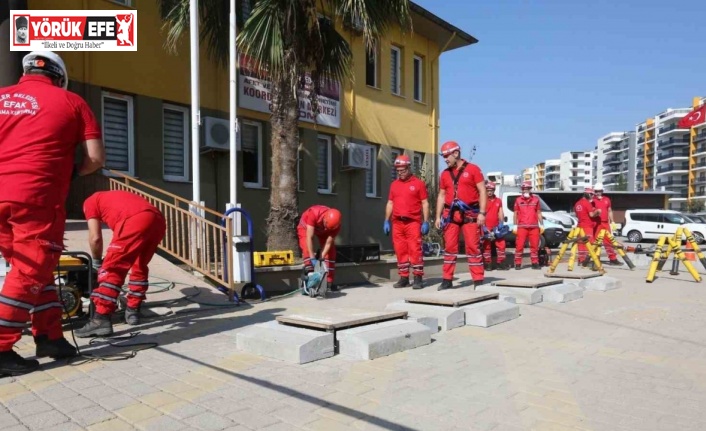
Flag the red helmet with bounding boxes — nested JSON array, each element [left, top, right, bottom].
[[584, 187, 594, 194], [486, 181, 496, 190], [439, 141, 461, 157], [521, 180, 532, 189], [323, 208, 341, 231], [394, 155, 411, 167]]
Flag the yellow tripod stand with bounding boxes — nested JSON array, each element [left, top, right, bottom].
[[646, 227, 706, 283], [547, 227, 604, 274], [589, 228, 636, 270]]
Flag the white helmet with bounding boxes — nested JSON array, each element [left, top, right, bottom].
[[22, 51, 68, 90], [594, 182, 604, 191]]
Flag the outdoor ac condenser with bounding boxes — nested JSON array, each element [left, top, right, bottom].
[[342, 142, 372, 170]]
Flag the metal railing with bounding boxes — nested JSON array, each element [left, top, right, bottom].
[[105, 170, 235, 296]]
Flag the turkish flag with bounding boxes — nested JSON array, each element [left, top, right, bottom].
[[678, 105, 706, 128]]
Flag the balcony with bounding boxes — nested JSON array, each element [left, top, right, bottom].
[[656, 163, 690, 174], [658, 149, 690, 161], [695, 130, 706, 142], [694, 161, 706, 171], [603, 156, 621, 165], [666, 189, 689, 198], [656, 179, 688, 187], [657, 108, 691, 122], [657, 137, 690, 149], [694, 176, 706, 185], [694, 144, 706, 156], [658, 123, 688, 135]]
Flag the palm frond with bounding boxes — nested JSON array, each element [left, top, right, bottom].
[[330, 0, 412, 51], [236, 0, 287, 81]]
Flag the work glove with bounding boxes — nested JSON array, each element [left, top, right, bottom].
[[309, 258, 319, 269], [383, 220, 391, 236], [92, 257, 103, 271], [421, 221, 430, 235]]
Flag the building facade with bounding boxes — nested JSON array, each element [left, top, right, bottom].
[[559, 151, 593, 191], [1, 0, 476, 250], [596, 131, 636, 191], [544, 159, 561, 190]]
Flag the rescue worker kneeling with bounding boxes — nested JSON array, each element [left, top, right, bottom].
[[384, 155, 430, 289], [76, 191, 166, 337], [435, 141, 488, 290]]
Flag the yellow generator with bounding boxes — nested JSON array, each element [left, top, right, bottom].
[[53, 252, 95, 320]]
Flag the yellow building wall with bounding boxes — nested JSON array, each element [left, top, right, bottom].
[[28, 0, 440, 154]]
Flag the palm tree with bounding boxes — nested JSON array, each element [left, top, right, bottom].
[[158, 0, 412, 252]]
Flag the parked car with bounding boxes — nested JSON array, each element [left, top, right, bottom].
[[685, 214, 706, 224], [498, 189, 574, 248], [621, 209, 705, 243]]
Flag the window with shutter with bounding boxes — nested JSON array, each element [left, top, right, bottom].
[[162, 104, 189, 182], [413, 55, 423, 102], [366, 47, 378, 88], [413, 153, 423, 175], [390, 150, 400, 180], [241, 120, 263, 187], [317, 135, 332, 193], [102, 92, 134, 175], [365, 144, 378, 197], [390, 46, 401, 95]]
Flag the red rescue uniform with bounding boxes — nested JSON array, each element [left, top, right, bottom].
[[0, 75, 101, 351], [592, 196, 617, 260], [389, 175, 428, 277], [574, 197, 596, 263], [514, 194, 541, 265], [439, 160, 485, 282], [483, 196, 506, 265], [297, 205, 340, 283], [84, 191, 166, 314]]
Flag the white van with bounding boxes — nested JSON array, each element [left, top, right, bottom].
[[622, 209, 705, 243]]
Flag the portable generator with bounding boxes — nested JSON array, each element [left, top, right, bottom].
[[53, 252, 95, 320]]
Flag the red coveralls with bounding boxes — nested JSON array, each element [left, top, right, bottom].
[[592, 196, 617, 260], [389, 175, 428, 278], [514, 195, 541, 265], [440, 160, 485, 282], [297, 205, 339, 283], [483, 196, 506, 264], [84, 191, 166, 314], [574, 197, 596, 263], [0, 75, 101, 351]]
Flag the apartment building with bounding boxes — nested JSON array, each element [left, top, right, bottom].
[[544, 159, 561, 190], [559, 151, 594, 191], [0, 0, 477, 250], [596, 131, 637, 191]]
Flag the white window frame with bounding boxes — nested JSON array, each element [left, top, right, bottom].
[[242, 119, 263, 188], [366, 47, 378, 88], [390, 46, 402, 96], [101, 91, 135, 176], [413, 152, 423, 175], [365, 144, 378, 198], [413, 55, 423, 102], [162, 103, 190, 182], [390, 149, 401, 180], [317, 134, 333, 194]]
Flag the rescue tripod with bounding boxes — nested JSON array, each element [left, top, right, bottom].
[[546, 227, 604, 274], [588, 228, 636, 270], [646, 227, 706, 283]]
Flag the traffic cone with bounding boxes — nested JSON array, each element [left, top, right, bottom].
[[685, 241, 696, 261]]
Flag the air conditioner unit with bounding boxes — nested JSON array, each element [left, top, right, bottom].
[[202, 116, 240, 152], [342, 142, 372, 170]]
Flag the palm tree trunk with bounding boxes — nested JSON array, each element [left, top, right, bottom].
[[266, 73, 300, 252]]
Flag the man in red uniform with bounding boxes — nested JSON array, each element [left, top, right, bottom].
[[0, 51, 105, 375], [482, 181, 509, 270], [592, 183, 622, 265], [76, 191, 166, 337], [574, 187, 601, 266], [434, 141, 487, 290], [513, 181, 544, 269], [298, 205, 342, 290], [384, 155, 430, 289]]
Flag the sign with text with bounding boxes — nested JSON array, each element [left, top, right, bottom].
[[10, 10, 137, 51], [238, 54, 341, 129]]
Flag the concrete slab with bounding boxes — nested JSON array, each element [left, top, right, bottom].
[[235, 321, 335, 364], [461, 299, 521, 327], [544, 272, 602, 279], [336, 319, 432, 360], [579, 275, 622, 292], [540, 283, 585, 303], [491, 278, 563, 288], [404, 290, 499, 307], [476, 285, 543, 305], [276, 308, 407, 331], [406, 315, 439, 334], [499, 294, 517, 304], [385, 300, 465, 332]]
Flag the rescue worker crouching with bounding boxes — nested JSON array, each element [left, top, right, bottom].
[[435, 141, 488, 290], [76, 191, 166, 337], [384, 155, 430, 289], [297, 205, 341, 291], [574, 186, 601, 267], [513, 181, 544, 270], [483, 181, 510, 271], [0, 51, 105, 375]]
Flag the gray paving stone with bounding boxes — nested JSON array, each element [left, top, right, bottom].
[[50, 395, 99, 413], [37, 422, 86, 431], [9, 399, 54, 416], [227, 407, 281, 429], [477, 285, 543, 304], [0, 412, 20, 427], [539, 282, 585, 303], [3, 425, 28, 431], [137, 414, 188, 431], [35, 385, 80, 402], [4, 392, 40, 407], [579, 275, 622, 291], [461, 299, 521, 327], [164, 402, 208, 419], [337, 319, 432, 360], [406, 315, 440, 334], [385, 300, 465, 331], [68, 405, 115, 426], [183, 411, 235, 430], [62, 376, 104, 391], [96, 393, 137, 410], [18, 410, 69, 429], [236, 321, 335, 364]]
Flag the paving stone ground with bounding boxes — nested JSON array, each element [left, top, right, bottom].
[[3, 233, 706, 430]]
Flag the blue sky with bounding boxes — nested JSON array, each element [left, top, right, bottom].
[[414, 0, 706, 177]]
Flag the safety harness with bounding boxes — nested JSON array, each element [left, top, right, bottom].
[[440, 162, 480, 228]]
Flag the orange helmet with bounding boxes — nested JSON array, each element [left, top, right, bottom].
[[394, 155, 411, 167], [439, 141, 461, 157], [323, 208, 341, 231], [486, 181, 496, 190]]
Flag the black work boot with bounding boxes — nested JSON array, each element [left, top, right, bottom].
[[0, 350, 39, 377], [125, 306, 141, 326], [75, 313, 113, 338], [34, 335, 78, 359], [608, 259, 623, 266], [515, 264, 522, 270], [412, 275, 424, 290], [329, 284, 339, 292], [393, 277, 410, 288], [438, 279, 453, 291], [531, 263, 541, 270], [498, 261, 510, 271], [472, 279, 484, 289]]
